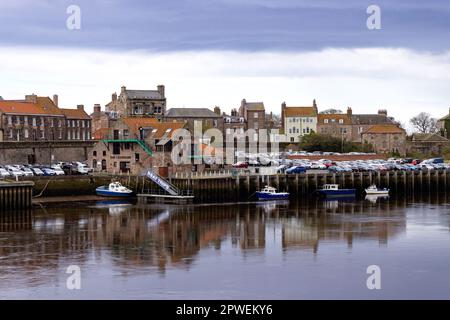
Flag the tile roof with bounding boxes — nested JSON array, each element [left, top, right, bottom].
[[284, 106, 317, 117], [165, 108, 221, 118], [244, 102, 265, 111], [351, 114, 393, 125], [60, 108, 91, 120], [0, 101, 60, 116], [122, 118, 185, 139], [317, 114, 351, 124], [93, 128, 109, 140], [412, 133, 450, 142], [125, 90, 164, 100], [363, 124, 405, 134], [36, 97, 64, 116]]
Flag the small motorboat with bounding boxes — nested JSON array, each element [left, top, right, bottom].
[[316, 184, 356, 198], [365, 184, 389, 195], [96, 182, 133, 197], [255, 186, 289, 201]]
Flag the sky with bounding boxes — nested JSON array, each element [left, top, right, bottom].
[[1, 0, 450, 125]]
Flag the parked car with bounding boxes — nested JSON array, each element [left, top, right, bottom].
[[0, 168, 10, 178], [6, 165, 25, 177], [286, 166, 307, 174], [51, 165, 65, 176], [232, 161, 248, 168]]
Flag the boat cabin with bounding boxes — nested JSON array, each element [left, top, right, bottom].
[[322, 184, 339, 190], [261, 186, 277, 193]]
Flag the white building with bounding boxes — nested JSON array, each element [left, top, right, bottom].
[[281, 101, 318, 143]]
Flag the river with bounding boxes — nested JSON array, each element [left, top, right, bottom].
[[0, 193, 449, 299]]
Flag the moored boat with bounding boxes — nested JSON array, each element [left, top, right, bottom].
[[96, 182, 133, 197], [316, 184, 356, 198], [255, 186, 289, 201], [365, 184, 389, 195]]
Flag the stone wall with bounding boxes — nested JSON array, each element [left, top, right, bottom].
[[0, 141, 94, 165]]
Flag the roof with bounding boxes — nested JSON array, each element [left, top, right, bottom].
[[60, 108, 91, 120], [317, 114, 351, 124], [0, 100, 61, 116], [165, 108, 221, 118], [363, 124, 405, 134], [125, 89, 164, 100], [438, 114, 450, 121], [412, 133, 450, 143], [93, 128, 109, 140], [351, 114, 393, 125], [244, 102, 265, 111], [284, 106, 317, 117], [36, 97, 64, 116], [121, 118, 184, 139]]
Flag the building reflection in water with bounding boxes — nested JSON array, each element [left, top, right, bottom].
[[0, 192, 448, 284]]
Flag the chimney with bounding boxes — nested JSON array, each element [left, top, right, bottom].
[[157, 85, 165, 98], [77, 104, 84, 111], [53, 94, 58, 107], [214, 106, 221, 115], [94, 104, 101, 114], [121, 86, 126, 94], [112, 92, 117, 101], [378, 109, 387, 116], [347, 107, 352, 115], [281, 102, 286, 129], [313, 99, 318, 114], [25, 94, 37, 103]]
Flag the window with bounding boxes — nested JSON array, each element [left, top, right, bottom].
[[41, 129, 45, 139], [8, 129, 12, 139], [303, 128, 306, 133], [254, 113, 258, 119], [58, 119, 62, 127], [135, 153, 140, 162], [289, 129, 292, 134], [59, 130, 62, 139], [358, 127, 363, 133], [254, 122, 259, 130], [103, 151, 106, 156], [24, 116, 28, 125], [41, 117, 45, 127], [16, 116, 20, 125], [296, 128, 299, 133], [7, 116, 12, 125], [331, 119, 336, 123], [339, 119, 344, 124], [123, 129, 129, 138], [290, 137, 294, 142], [324, 119, 329, 124], [24, 128, 29, 138]]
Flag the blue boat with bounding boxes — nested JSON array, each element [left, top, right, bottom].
[[255, 186, 290, 201], [316, 184, 356, 198], [96, 182, 134, 197]]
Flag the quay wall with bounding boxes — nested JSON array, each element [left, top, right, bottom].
[[21, 170, 450, 202], [0, 181, 34, 210]]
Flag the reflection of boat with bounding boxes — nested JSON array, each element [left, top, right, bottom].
[[365, 185, 389, 195], [316, 184, 356, 198], [96, 182, 133, 197], [255, 186, 289, 200], [256, 200, 290, 213], [93, 200, 133, 215], [365, 194, 390, 203]]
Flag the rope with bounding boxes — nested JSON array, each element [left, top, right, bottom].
[[33, 178, 53, 198]]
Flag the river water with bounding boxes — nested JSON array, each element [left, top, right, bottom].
[[0, 193, 450, 299]]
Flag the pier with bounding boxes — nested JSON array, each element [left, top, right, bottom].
[[0, 181, 34, 210]]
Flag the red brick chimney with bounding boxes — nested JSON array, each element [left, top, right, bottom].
[[52, 94, 58, 107], [347, 107, 352, 115]]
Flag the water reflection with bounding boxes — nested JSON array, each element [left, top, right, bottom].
[[0, 192, 449, 298]]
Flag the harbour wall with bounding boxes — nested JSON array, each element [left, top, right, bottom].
[[18, 170, 450, 202]]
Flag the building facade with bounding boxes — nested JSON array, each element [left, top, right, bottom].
[[164, 108, 223, 133], [349, 108, 396, 143], [437, 108, 450, 139], [361, 124, 406, 156], [281, 101, 318, 143], [239, 99, 266, 133], [317, 113, 353, 141], [0, 94, 91, 143], [105, 85, 166, 119], [409, 133, 450, 156]]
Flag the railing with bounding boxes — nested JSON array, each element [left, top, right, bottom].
[[172, 167, 279, 179], [141, 188, 193, 197]]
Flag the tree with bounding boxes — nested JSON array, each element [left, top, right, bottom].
[[319, 109, 343, 114], [409, 112, 437, 133], [299, 133, 373, 153]]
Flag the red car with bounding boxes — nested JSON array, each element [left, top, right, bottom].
[[232, 161, 248, 168]]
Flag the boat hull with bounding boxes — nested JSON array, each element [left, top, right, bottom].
[[96, 187, 133, 197], [256, 192, 289, 201], [317, 189, 356, 198]]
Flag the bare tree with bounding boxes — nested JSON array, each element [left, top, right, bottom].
[[409, 112, 437, 133], [319, 109, 343, 114]]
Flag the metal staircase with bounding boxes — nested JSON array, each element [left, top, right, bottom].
[[144, 170, 180, 196]]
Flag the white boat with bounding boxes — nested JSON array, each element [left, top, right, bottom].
[[96, 182, 133, 197], [255, 186, 289, 200], [365, 184, 389, 195]]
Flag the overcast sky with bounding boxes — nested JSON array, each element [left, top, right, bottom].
[[1, 0, 450, 125]]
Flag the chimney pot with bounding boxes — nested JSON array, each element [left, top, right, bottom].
[[77, 104, 84, 111]]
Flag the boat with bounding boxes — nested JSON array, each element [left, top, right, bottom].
[[316, 184, 356, 198], [365, 184, 389, 195], [95, 182, 134, 197], [255, 186, 290, 201]]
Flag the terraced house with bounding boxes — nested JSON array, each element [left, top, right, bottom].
[[281, 100, 318, 143], [0, 94, 91, 142]]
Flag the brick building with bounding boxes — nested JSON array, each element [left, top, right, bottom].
[[361, 124, 406, 156], [317, 113, 352, 141], [349, 108, 396, 142], [239, 99, 266, 133], [0, 94, 91, 142], [105, 85, 166, 119], [89, 117, 185, 174], [223, 108, 246, 135]]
